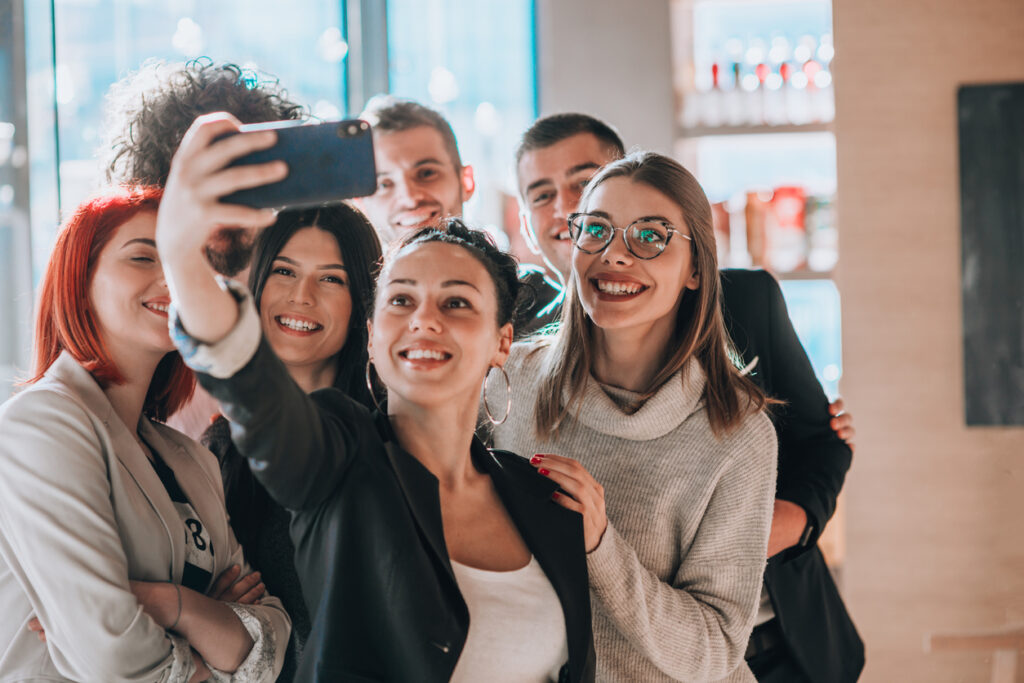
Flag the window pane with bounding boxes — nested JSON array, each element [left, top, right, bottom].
[[387, 0, 536, 240]]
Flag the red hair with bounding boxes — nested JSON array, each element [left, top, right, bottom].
[[29, 186, 195, 421]]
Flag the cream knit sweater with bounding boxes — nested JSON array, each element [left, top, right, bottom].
[[493, 342, 778, 682]]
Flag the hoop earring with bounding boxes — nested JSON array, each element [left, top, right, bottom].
[[365, 359, 384, 413], [483, 365, 512, 426]]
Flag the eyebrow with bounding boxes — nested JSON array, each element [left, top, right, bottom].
[[566, 162, 601, 177], [274, 255, 346, 270], [122, 238, 156, 248], [585, 211, 675, 225], [388, 277, 480, 292], [376, 158, 447, 178], [524, 162, 602, 196]]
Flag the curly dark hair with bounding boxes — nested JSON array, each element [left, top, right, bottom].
[[102, 57, 305, 186], [379, 218, 524, 327]]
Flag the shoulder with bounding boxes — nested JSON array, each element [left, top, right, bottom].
[[507, 340, 549, 376], [721, 405, 778, 471], [0, 381, 99, 438]]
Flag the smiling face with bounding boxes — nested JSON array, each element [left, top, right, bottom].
[[259, 227, 353, 378], [88, 211, 175, 362], [518, 132, 617, 279], [573, 177, 699, 337], [368, 241, 512, 412], [356, 126, 474, 243]]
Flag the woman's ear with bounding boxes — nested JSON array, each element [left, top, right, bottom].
[[685, 270, 700, 291], [366, 319, 374, 359], [492, 322, 514, 367]]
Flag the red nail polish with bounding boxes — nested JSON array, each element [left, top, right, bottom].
[[539, 468, 550, 476], [552, 492, 560, 500], [530, 455, 542, 464]]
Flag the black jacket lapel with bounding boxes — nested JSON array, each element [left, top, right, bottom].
[[480, 447, 594, 683]]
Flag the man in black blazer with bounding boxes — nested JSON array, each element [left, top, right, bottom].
[[513, 113, 864, 683]]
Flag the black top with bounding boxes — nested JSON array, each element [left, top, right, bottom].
[[149, 452, 215, 593], [720, 268, 864, 683], [202, 416, 310, 683], [514, 264, 564, 338], [196, 339, 596, 683]]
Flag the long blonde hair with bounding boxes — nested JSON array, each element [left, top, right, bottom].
[[533, 152, 765, 437]]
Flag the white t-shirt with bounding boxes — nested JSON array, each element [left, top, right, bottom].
[[449, 556, 569, 683]]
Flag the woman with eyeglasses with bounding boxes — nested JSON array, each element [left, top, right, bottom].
[[492, 151, 778, 682]]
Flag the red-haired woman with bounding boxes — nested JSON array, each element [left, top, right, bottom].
[[0, 187, 290, 682]]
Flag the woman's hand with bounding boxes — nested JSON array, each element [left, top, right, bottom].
[[530, 453, 608, 552], [209, 565, 265, 605], [156, 112, 284, 259], [156, 112, 287, 344]]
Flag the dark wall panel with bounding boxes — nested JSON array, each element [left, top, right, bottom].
[[958, 82, 1024, 425]]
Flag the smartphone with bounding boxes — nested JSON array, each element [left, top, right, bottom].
[[221, 118, 377, 210]]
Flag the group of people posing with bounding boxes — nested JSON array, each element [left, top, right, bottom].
[[0, 59, 863, 682]]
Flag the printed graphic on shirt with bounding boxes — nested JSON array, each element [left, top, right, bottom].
[[149, 452, 215, 592]]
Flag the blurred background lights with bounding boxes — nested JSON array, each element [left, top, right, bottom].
[[428, 66, 459, 104], [316, 27, 349, 63], [313, 99, 342, 120], [172, 17, 204, 57], [55, 64, 76, 105], [473, 101, 501, 137]]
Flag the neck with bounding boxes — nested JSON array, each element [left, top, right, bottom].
[[387, 391, 481, 490], [286, 358, 338, 394], [590, 317, 676, 392], [102, 348, 165, 435]]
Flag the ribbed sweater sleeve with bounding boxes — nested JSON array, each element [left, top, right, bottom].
[[586, 415, 777, 681]]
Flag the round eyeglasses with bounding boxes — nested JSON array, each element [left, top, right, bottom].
[[567, 212, 692, 260]]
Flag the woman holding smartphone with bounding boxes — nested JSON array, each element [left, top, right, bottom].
[[203, 203, 382, 682], [493, 152, 778, 682], [156, 113, 595, 682], [0, 187, 289, 682]]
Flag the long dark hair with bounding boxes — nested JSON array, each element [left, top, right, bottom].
[[209, 203, 382, 551], [249, 204, 382, 404]]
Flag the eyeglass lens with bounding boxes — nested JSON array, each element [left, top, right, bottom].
[[571, 215, 670, 258]]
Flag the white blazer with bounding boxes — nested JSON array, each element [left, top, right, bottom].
[[0, 353, 290, 682]]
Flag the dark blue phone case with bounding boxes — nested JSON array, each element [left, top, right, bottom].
[[222, 119, 377, 210]]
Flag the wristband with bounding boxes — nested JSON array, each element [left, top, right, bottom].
[[168, 583, 183, 632]]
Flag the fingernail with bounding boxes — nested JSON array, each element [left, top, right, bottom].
[[530, 454, 543, 464], [552, 492, 560, 500], [538, 468, 550, 476]]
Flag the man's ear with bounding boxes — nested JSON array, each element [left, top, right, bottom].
[[461, 165, 476, 202]]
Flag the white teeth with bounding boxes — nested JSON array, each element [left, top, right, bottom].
[[404, 348, 447, 361], [596, 280, 644, 295], [144, 302, 169, 313], [554, 231, 570, 241], [278, 316, 321, 332]]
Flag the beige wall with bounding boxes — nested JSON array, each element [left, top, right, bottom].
[[833, 0, 1024, 680]]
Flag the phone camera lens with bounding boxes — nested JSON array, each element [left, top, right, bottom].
[[347, 124, 359, 136]]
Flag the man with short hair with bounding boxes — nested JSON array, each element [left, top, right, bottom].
[[515, 112, 864, 683], [356, 95, 560, 336], [355, 95, 475, 244]]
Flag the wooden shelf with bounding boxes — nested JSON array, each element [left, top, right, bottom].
[[677, 122, 833, 138]]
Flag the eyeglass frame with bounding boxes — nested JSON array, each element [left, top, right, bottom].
[[566, 212, 692, 260]]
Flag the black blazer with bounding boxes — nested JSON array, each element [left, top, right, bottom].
[[721, 269, 864, 683], [197, 339, 596, 683]]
